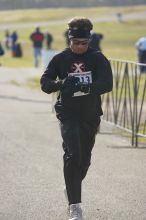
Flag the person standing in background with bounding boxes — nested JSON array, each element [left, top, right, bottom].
[[135, 36, 146, 73], [30, 27, 44, 67], [89, 32, 103, 51], [10, 31, 18, 57], [45, 31, 53, 49], [0, 42, 5, 66], [4, 30, 10, 50], [0, 42, 4, 56]]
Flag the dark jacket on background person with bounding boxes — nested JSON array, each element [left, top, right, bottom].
[[11, 31, 18, 45], [0, 43, 4, 56], [30, 30, 44, 48], [46, 32, 53, 49], [40, 47, 113, 121], [89, 33, 103, 51]]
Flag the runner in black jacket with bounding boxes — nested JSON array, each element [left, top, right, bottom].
[[40, 17, 113, 220]]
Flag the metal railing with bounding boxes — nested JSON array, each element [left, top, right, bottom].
[[102, 59, 146, 147]]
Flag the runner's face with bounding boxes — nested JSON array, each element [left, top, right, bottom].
[[70, 38, 89, 54]]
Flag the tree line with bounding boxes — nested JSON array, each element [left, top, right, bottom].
[[0, 0, 146, 10]]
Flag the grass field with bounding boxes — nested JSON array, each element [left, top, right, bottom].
[[0, 5, 146, 67]]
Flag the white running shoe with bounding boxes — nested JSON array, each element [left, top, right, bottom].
[[69, 204, 83, 220]]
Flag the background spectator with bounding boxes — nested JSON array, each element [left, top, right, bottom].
[[116, 13, 123, 23], [0, 42, 4, 66], [45, 31, 53, 49], [30, 27, 44, 67], [10, 31, 18, 57], [135, 36, 146, 72], [89, 32, 103, 51], [4, 30, 10, 50], [15, 43, 23, 58], [0, 42, 5, 56]]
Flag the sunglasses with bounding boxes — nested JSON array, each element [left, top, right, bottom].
[[72, 40, 89, 46]]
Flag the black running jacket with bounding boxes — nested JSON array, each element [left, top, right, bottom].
[[40, 48, 113, 121]]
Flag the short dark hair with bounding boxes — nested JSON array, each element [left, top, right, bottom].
[[68, 17, 93, 31]]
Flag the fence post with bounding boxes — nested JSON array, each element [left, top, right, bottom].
[[133, 64, 138, 147]]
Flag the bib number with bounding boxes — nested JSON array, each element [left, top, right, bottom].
[[68, 71, 92, 96]]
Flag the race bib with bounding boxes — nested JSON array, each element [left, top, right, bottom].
[[68, 71, 92, 96]]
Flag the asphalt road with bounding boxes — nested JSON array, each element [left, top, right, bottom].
[[0, 68, 146, 220]]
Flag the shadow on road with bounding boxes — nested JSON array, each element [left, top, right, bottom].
[[107, 145, 146, 149]]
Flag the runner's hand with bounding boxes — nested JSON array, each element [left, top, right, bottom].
[[61, 76, 80, 97], [79, 83, 90, 93], [61, 76, 80, 88]]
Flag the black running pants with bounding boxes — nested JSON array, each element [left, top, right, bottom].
[[60, 117, 100, 205]]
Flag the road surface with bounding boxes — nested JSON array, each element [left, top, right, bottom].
[[0, 67, 146, 220]]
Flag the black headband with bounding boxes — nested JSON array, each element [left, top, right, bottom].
[[68, 28, 91, 39]]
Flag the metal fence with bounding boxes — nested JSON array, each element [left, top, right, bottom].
[[102, 59, 146, 147]]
